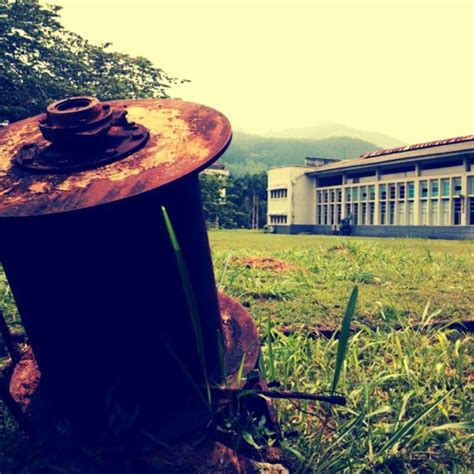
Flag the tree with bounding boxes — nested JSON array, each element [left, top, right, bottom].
[[199, 173, 240, 229], [199, 172, 268, 229], [0, 0, 185, 122], [229, 173, 267, 229], [199, 174, 225, 228]]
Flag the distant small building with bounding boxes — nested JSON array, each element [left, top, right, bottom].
[[267, 135, 474, 240], [204, 161, 230, 178], [202, 161, 230, 200]]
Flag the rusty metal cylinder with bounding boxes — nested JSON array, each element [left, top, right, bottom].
[[0, 98, 233, 439]]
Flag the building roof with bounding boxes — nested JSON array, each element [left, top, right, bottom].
[[305, 156, 341, 163], [209, 161, 226, 170], [359, 135, 474, 159], [306, 134, 474, 175], [268, 164, 315, 171]]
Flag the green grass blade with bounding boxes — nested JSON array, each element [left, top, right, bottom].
[[236, 353, 247, 387], [218, 250, 232, 291], [216, 329, 227, 388], [267, 314, 276, 381], [428, 421, 474, 432], [377, 388, 454, 455], [393, 390, 414, 433], [161, 206, 210, 405], [318, 410, 366, 471], [331, 286, 358, 394]]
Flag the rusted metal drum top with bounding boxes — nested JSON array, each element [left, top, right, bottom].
[[0, 99, 232, 218]]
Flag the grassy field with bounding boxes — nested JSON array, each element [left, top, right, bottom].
[[1, 231, 473, 472], [210, 231, 474, 329], [209, 231, 473, 472]]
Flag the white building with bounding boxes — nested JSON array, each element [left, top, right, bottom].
[[267, 135, 474, 239]]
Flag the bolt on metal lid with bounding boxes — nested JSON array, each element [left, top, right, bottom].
[[0, 98, 232, 218]]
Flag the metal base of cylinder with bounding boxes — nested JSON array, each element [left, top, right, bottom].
[[2, 174, 226, 437], [9, 292, 278, 444]]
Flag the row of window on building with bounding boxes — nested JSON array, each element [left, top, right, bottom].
[[269, 215, 288, 224], [316, 176, 474, 226], [317, 177, 468, 204], [270, 188, 288, 199]]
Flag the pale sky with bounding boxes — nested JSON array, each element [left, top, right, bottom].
[[52, 0, 473, 144]]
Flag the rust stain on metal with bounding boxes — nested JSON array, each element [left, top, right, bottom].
[[16, 96, 150, 174], [0, 99, 232, 218], [28, 182, 50, 193], [9, 347, 40, 411], [218, 292, 260, 386]]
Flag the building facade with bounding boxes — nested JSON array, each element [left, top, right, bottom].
[[267, 135, 474, 239]]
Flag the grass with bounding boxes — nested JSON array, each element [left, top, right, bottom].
[[211, 230, 474, 329], [209, 230, 473, 472], [1, 230, 473, 472]]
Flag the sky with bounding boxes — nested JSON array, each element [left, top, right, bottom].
[[52, 0, 473, 144]]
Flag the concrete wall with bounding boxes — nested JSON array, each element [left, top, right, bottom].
[[274, 225, 474, 240], [267, 166, 314, 225], [419, 165, 465, 178], [292, 173, 315, 225]]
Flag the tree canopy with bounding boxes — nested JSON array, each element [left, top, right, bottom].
[[199, 172, 267, 229], [0, 0, 184, 122], [1, 0, 268, 229]]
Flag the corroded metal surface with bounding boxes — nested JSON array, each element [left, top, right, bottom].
[[9, 347, 40, 410], [219, 292, 260, 386], [16, 96, 150, 173], [38, 96, 114, 145], [0, 99, 232, 217]]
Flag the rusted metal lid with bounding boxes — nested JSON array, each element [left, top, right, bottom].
[[0, 99, 232, 218]]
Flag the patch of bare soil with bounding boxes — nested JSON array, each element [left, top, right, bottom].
[[232, 256, 298, 272], [142, 434, 289, 473], [327, 244, 353, 255]]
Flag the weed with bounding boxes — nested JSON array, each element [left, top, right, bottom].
[[1, 231, 473, 472], [210, 231, 473, 471]]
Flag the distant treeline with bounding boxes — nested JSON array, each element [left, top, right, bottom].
[[220, 132, 379, 175]]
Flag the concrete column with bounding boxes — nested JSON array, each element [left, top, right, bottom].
[[341, 174, 347, 219], [288, 178, 293, 225], [437, 178, 442, 226], [414, 181, 420, 225], [449, 176, 453, 225], [267, 188, 271, 225], [314, 180, 319, 225], [414, 165, 421, 225], [461, 158, 468, 225], [394, 190, 399, 225], [374, 169, 381, 225]]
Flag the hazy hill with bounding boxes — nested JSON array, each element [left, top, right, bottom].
[[220, 132, 380, 175], [265, 123, 405, 149]]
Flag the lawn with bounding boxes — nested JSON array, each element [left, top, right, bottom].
[[209, 231, 474, 472], [210, 230, 474, 329], [1, 231, 473, 472]]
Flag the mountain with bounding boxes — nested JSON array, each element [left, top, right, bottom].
[[220, 132, 380, 176], [265, 123, 405, 149]]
